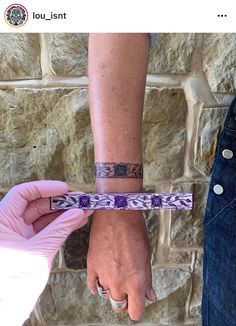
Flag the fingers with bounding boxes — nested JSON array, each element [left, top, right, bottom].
[[1, 181, 68, 218], [126, 282, 145, 320], [109, 287, 128, 313], [126, 282, 156, 320], [23, 191, 94, 225], [23, 198, 53, 225], [30, 209, 89, 260], [88, 272, 127, 310], [87, 270, 98, 295], [33, 209, 94, 234], [91, 273, 155, 320], [33, 211, 61, 233], [125, 269, 156, 320], [87, 272, 146, 319], [12, 180, 69, 202]]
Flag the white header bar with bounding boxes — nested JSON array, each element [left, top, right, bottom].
[[0, 0, 235, 32]]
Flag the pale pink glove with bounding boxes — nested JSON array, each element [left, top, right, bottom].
[[0, 180, 93, 326]]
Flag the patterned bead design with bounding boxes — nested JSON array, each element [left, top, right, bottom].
[[95, 162, 143, 178], [51, 192, 193, 210]]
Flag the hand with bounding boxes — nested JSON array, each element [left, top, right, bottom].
[[87, 210, 156, 321], [0, 180, 93, 326]]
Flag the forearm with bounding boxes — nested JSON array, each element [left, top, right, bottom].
[[88, 33, 150, 193], [87, 34, 154, 318]]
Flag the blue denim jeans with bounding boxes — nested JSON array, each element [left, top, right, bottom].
[[202, 96, 236, 325]]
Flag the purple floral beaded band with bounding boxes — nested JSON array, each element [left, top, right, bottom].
[[50, 193, 193, 211]]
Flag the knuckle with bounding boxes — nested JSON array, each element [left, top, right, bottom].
[[34, 199, 42, 214], [109, 279, 121, 289], [10, 184, 20, 194]]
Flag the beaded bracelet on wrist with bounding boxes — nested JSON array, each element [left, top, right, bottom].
[[95, 162, 143, 178]]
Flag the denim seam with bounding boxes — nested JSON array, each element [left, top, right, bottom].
[[205, 197, 236, 228], [224, 126, 236, 135]]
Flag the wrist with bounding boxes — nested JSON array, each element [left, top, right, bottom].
[[95, 178, 143, 193], [93, 209, 145, 226]]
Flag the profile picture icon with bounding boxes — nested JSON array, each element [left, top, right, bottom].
[[4, 4, 28, 27]]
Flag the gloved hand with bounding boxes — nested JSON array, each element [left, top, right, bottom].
[[0, 180, 93, 326]]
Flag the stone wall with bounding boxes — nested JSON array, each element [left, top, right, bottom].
[[0, 33, 235, 326]]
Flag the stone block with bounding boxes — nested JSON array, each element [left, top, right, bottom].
[[64, 216, 92, 270], [195, 107, 228, 176], [0, 34, 41, 80], [154, 268, 191, 324], [27, 268, 191, 325], [148, 34, 196, 73], [166, 249, 192, 265], [51, 249, 64, 272], [28, 271, 135, 325], [203, 33, 236, 93], [170, 182, 208, 247], [0, 190, 5, 201], [143, 88, 187, 183], [0, 88, 94, 188], [189, 251, 203, 318], [143, 210, 159, 266], [46, 33, 88, 76]]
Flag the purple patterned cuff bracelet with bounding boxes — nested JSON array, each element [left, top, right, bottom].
[[50, 193, 193, 210]]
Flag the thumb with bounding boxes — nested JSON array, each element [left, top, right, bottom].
[[29, 209, 91, 260]]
